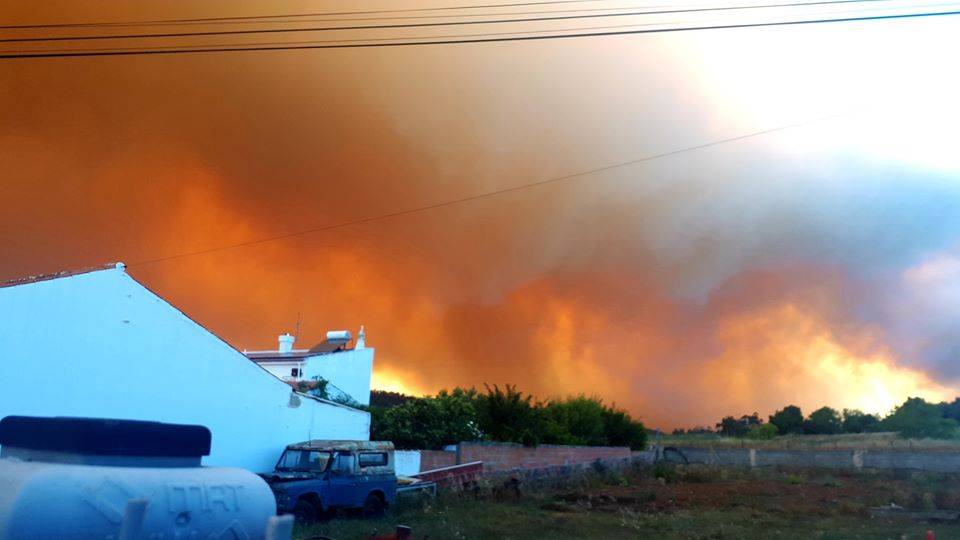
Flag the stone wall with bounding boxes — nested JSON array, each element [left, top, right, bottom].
[[670, 446, 960, 472]]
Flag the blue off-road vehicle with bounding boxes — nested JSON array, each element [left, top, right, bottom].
[[260, 440, 397, 522]]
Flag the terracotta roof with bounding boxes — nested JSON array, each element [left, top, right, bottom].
[[0, 263, 121, 289]]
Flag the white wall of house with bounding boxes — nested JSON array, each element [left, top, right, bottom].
[[300, 348, 374, 406], [0, 266, 370, 472], [394, 450, 422, 476]]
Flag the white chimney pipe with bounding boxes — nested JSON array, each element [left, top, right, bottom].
[[278, 333, 295, 353], [356, 326, 366, 349]]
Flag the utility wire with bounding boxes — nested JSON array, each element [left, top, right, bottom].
[[2, 7, 957, 59], [0, 0, 891, 43], [0, 3, 693, 29], [128, 114, 843, 267], [0, 0, 613, 29], [1, 21, 673, 55]]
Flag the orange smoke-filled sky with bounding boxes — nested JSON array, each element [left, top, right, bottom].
[[3, 1, 960, 428]]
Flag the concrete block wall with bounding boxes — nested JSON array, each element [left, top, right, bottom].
[[481, 455, 649, 488], [419, 450, 458, 472], [672, 446, 960, 473], [457, 442, 631, 472], [414, 443, 633, 473]]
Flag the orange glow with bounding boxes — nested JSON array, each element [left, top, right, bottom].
[[371, 366, 428, 397], [698, 304, 954, 423], [4, 2, 960, 431]]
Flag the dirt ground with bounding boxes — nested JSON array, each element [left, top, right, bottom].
[[294, 464, 960, 539]]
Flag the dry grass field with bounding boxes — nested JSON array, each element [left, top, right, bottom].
[[294, 463, 960, 539]]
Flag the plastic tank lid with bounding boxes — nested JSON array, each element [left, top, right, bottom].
[[0, 416, 211, 458]]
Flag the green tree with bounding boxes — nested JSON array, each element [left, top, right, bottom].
[[803, 407, 843, 434], [600, 405, 647, 450], [938, 398, 960, 423], [542, 396, 608, 446], [474, 384, 543, 445], [372, 385, 647, 450], [841, 409, 880, 433], [716, 413, 762, 437], [882, 397, 959, 439], [369, 390, 415, 408], [769, 405, 804, 435], [370, 389, 482, 449]]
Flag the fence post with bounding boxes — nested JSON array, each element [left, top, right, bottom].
[[852, 450, 864, 470]]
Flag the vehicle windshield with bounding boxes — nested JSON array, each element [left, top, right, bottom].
[[276, 449, 332, 471]]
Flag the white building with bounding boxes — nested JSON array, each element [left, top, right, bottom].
[[244, 330, 374, 406], [0, 263, 370, 472]]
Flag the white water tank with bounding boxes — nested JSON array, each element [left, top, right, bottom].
[[0, 416, 277, 540], [326, 330, 351, 343]]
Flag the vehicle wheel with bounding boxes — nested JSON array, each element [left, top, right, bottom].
[[293, 499, 318, 523], [362, 493, 385, 518]]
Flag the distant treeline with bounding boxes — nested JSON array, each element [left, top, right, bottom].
[[673, 397, 960, 440], [367, 385, 647, 451]]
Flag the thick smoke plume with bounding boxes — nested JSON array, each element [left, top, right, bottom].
[[3, 2, 960, 427]]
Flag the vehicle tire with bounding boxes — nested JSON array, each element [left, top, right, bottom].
[[362, 493, 385, 518], [293, 499, 318, 523]]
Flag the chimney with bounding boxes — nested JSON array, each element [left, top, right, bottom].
[[278, 333, 295, 353], [356, 326, 366, 350]]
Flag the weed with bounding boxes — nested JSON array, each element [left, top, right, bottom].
[[784, 473, 806, 485], [654, 462, 678, 484], [681, 465, 724, 484], [820, 475, 844, 488]]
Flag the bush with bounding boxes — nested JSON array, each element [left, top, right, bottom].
[[653, 462, 677, 484], [745, 423, 778, 440]]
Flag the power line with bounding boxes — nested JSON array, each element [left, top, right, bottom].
[[41, 3, 677, 29], [128, 114, 843, 267], [0, 0, 890, 44], [0, 21, 668, 56], [2, 7, 956, 59], [0, 0, 613, 29]]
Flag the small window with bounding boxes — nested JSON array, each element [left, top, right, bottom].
[[331, 452, 355, 474], [290, 368, 300, 377], [359, 452, 388, 468]]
